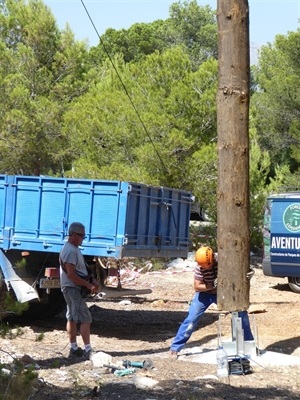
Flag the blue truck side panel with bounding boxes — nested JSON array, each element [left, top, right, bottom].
[[0, 175, 192, 259], [263, 194, 300, 278]]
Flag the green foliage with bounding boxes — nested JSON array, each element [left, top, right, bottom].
[[63, 50, 218, 199], [189, 223, 217, 252], [0, 324, 24, 339], [0, 0, 90, 175], [168, 0, 217, 68], [252, 29, 300, 177], [186, 143, 217, 221], [0, 0, 299, 253], [0, 280, 28, 320], [14, 258, 27, 270], [249, 29, 300, 249], [35, 332, 44, 342], [1, 296, 29, 319], [247, 118, 271, 250], [0, 364, 38, 400], [90, 0, 217, 69], [147, 259, 167, 272], [247, 116, 293, 251], [0, 325, 36, 400], [92, 20, 167, 64]]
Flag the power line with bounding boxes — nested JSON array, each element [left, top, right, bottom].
[[80, 0, 169, 175]]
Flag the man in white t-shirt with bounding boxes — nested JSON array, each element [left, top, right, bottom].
[[60, 222, 100, 359]]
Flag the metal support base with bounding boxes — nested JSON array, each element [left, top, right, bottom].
[[220, 312, 257, 358]]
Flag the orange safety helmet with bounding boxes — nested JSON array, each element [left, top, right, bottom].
[[195, 246, 214, 268]]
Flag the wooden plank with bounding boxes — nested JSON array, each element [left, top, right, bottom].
[[98, 287, 152, 298]]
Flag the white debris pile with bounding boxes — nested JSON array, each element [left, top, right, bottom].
[[103, 253, 196, 287], [104, 260, 153, 287], [166, 252, 197, 271]]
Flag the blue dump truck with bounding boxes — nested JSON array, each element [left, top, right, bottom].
[[0, 175, 192, 317], [263, 192, 300, 293]]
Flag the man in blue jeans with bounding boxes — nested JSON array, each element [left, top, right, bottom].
[[170, 246, 254, 357]]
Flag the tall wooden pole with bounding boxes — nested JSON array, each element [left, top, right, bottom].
[[216, 0, 250, 311]]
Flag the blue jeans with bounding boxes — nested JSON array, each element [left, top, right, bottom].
[[170, 292, 254, 352]]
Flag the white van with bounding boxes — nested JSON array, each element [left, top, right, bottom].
[[262, 192, 300, 293]]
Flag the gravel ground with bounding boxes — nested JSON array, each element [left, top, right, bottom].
[[1, 257, 300, 399]]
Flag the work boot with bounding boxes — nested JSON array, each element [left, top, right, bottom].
[[69, 347, 83, 357], [83, 348, 94, 360]]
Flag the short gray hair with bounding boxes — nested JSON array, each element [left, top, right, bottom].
[[68, 222, 85, 236]]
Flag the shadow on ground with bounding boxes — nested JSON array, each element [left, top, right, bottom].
[[265, 336, 300, 355], [30, 376, 300, 400], [11, 305, 219, 343]]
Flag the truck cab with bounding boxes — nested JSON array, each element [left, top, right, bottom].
[[263, 192, 300, 293]]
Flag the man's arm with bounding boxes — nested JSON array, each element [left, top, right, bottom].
[[64, 263, 99, 294], [194, 278, 215, 292]]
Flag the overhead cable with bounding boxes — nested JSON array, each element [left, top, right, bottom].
[[80, 0, 169, 175]]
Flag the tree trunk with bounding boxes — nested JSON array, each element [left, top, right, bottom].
[[216, 0, 250, 311]]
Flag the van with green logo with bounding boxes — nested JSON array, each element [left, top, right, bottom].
[[263, 192, 300, 293]]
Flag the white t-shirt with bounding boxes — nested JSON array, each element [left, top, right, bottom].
[[60, 242, 88, 288]]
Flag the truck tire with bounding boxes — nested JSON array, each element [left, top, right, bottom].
[[21, 288, 66, 320], [0, 278, 12, 319], [0, 280, 65, 320], [288, 277, 300, 294], [0, 276, 31, 319]]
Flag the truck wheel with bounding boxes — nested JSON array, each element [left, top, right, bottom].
[[20, 289, 66, 320], [288, 277, 300, 293]]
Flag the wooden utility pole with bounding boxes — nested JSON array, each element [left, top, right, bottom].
[[216, 0, 250, 311]]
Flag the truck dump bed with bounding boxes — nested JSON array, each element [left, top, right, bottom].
[[0, 175, 192, 259]]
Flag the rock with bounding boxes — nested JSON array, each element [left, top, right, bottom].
[[248, 303, 267, 313], [0, 368, 12, 376], [90, 351, 112, 367], [205, 383, 215, 389], [19, 354, 35, 364], [132, 376, 159, 390], [151, 300, 165, 308], [119, 300, 132, 306]]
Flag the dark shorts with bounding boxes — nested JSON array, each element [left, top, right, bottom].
[[62, 287, 92, 324]]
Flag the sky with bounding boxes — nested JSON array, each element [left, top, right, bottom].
[[43, 0, 300, 49]]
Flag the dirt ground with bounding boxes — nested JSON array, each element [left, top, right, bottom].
[[1, 257, 300, 399]]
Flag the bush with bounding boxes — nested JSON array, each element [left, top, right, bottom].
[[0, 362, 38, 400]]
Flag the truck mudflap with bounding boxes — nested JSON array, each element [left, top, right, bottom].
[[0, 250, 39, 303]]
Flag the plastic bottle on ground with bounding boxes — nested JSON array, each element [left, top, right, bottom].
[[216, 346, 229, 378]]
